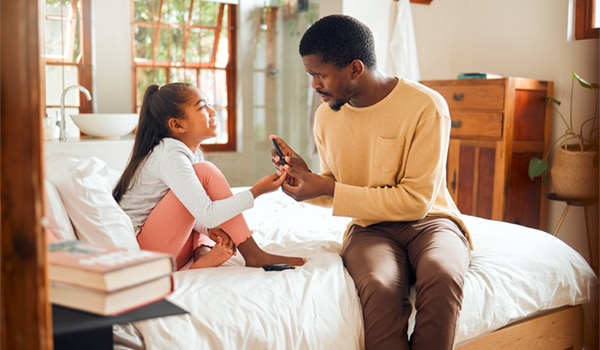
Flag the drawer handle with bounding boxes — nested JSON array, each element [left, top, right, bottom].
[[452, 92, 464, 101], [450, 171, 457, 192], [451, 120, 462, 128]]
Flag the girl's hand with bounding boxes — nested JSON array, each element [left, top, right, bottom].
[[249, 171, 287, 198], [208, 227, 236, 254]]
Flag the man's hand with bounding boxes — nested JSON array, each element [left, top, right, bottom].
[[269, 135, 310, 172], [281, 165, 335, 201]]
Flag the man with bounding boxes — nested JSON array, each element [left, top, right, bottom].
[[271, 14, 473, 350]]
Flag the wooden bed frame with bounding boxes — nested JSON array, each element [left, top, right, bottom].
[[458, 305, 588, 350]]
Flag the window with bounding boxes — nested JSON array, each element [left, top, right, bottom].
[[575, 0, 599, 39], [131, 0, 237, 151], [44, 0, 93, 137]]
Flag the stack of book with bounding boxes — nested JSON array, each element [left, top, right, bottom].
[[48, 240, 176, 316]]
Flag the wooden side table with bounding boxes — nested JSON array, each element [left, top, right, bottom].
[[53, 299, 187, 350], [547, 193, 599, 276]]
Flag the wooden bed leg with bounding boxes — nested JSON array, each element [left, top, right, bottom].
[[457, 305, 584, 350]]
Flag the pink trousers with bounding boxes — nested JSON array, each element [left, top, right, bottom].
[[136, 161, 252, 269]]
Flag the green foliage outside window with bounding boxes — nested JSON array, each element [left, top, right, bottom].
[[132, 0, 236, 148]]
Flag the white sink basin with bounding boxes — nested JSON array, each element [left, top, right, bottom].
[[70, 113, 138, 138]]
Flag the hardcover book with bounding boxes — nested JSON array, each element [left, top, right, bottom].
[[48, 240, 175, 292], [50, 274, 174, 316]]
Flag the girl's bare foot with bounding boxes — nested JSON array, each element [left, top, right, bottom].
[[243, 252, 307, 268], [237, 236, 306, 268], [190, 238, 234, 269]]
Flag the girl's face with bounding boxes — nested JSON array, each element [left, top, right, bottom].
[[178, 86, 218, 147]]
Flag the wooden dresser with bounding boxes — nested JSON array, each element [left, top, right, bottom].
[[421, 78, 553, 230]]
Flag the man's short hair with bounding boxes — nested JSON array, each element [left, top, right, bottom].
[[299, 14, 377, 70]]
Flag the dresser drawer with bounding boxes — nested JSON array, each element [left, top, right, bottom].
[[423, 77, 553, 230], [450, 112, 503, 138], [422, 80, 505, 110]]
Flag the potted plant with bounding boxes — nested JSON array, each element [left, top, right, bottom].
[[528, 71, 599, 199]]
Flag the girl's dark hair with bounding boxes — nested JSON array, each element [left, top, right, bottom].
[[299, 14, 376, 70], [113, 82, 193, 202]]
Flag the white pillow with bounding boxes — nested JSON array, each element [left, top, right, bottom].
[[43, 180, 77, 241], [46, 155, 139, 250]]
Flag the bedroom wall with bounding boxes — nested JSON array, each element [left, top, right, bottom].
[[85, 0, 597, 259]]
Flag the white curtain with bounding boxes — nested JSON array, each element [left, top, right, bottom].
[[386, 0, 421, 81]]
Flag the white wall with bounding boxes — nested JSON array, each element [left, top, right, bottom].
[[91, 0, 132, 113]]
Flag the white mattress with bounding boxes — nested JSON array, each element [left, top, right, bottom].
[[125, 188, 597, 349]]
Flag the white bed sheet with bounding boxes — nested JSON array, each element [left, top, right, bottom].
[[133, 189, 363, 350], [455, 215, 596, 346], [129, 188, 597, 349]]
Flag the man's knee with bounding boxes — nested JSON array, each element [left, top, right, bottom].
[[418, 259, 466, 291], [353, 270, 408, 302]]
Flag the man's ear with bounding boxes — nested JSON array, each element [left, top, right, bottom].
[[168, 117, 185, 134], [350, 59, 365, 80]]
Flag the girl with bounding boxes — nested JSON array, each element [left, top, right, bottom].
[[113, 82, 306, 270]]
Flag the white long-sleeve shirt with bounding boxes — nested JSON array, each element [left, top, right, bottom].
[[119, 137, 254, 234]]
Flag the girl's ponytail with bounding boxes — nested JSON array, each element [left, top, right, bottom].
[[113, 83, 192, 202]]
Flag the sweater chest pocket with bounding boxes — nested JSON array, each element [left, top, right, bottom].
[[374, 137, 405, 176]]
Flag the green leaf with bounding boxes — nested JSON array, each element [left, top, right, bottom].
[[528, 157, 548, 180], [572, 72, 600, 90]]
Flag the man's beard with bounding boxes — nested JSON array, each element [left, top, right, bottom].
[[318, 91, 347, 111], [320, 86, 352, 112], [329, 99, 346, 111]]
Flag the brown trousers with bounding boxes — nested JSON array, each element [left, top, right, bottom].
[[341, 217, 471, 350]]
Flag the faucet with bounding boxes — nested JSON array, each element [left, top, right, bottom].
[[58, 85, 92, 142]]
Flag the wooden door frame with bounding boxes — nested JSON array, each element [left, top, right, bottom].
[[1, 0, 51, 349]]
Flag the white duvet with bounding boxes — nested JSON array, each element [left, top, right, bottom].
[[128, 188, 597, 350]]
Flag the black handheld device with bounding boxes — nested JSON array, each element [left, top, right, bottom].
[[262, 264, 295, 271], [271, 139, 287, 165]]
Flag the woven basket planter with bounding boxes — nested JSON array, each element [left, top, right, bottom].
[[550, 145, 599, 199]]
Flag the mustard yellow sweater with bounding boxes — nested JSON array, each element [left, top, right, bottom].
[[308, 78, 473, 249]]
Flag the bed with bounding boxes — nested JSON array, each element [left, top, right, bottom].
[[44, 154, 598, 350]]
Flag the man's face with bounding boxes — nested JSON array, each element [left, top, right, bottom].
[[302, 54, 354, 111]]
